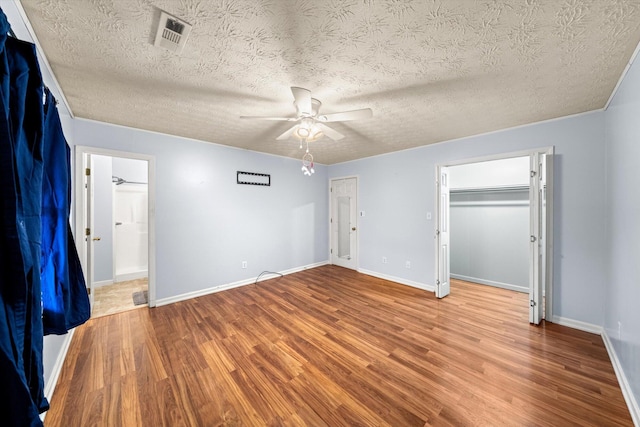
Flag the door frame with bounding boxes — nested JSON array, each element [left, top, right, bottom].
[[434, 146, 554, 322], [74, 146, 157, 308], [329, 175, 359, 270]]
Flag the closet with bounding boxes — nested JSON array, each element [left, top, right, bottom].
[[449, 157, 530, 293]]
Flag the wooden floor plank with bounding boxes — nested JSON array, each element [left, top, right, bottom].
[[44, 266, 633, 426]]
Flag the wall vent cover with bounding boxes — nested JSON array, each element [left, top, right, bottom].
[[153, 11, 192, 53]]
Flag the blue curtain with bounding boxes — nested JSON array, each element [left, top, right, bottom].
[[41, 89, 90, 334], [0, 8, 90, 426]]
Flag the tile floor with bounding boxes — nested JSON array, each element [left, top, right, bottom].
[[92, 278, 148, 318]]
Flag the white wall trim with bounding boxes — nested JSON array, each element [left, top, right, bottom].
[[155, 261, 329, 307], [41, 329, 75, 420], [331, 109, 595, 167], [74, 117, 328, 166], [358, 268, 435, 292], [115, 271, 148, 283], [450, 274, 528, 293], [551, 315, 602, 334], [93, 279, 113, 288], [601, 330, 640, 426], [604, 38, 640, 110]]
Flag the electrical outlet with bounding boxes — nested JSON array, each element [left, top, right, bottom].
[[618, 321, 622, 339], [382, 256, 387, 264], [242, 261, 247, 269], [405, 261, 411, 269]]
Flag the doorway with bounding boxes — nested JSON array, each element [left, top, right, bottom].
[[330, 177, 358, 270], [435, 148, 553, 325], [74, 146, 156, 315]]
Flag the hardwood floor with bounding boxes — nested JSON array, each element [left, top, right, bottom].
[[44, 266, 633, 426]]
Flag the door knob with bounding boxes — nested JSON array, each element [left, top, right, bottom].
[[352, 227, 356, 231], [92, 237, 101, 241]]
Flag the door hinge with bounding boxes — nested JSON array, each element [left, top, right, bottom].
[[530, 300, 536, 307], [530, 170, 536, 177], [87, 287, 91, 295], [85, 168, 91, 176], [436, 280, 440, 286], [530, 235, 536, 242], [85, 228, 90, 236], [435, 229, 440, 236], [330, 249, 333, 254], [330, 218, 332, 223]]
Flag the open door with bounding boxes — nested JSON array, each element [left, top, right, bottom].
[[83, 154, 95, 311], [531, 153, 554, 323], [331, 177, 358, 270], [436, 166, 450, 298]]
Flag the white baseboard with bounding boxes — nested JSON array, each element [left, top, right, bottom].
[[551, 315, 602, 334], [115, 270, 148, 282], [601, 330, 640, 426], [357, 268, 435, 292], [155, 261, 329, 307], [41, 329, 75, 421], [450, 274, 528, 293], [93, 279, 114, 288]]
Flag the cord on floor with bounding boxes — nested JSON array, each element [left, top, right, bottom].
[[255, 271, 284, 285]]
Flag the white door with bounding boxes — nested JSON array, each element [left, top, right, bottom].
[[84, 154, 95, 311], [529, 153, 543, 324], [331, 177, 358, 270], [436, 167, 450, 298]]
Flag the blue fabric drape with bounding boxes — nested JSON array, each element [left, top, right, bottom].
[[41, 89, 90, 334], [0, 7, 90, 425], [0, 9, 46, 426]]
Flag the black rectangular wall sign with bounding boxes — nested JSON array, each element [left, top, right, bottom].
[[237, 171, 270, 186]]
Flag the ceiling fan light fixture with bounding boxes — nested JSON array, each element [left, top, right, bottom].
[[308, 127, 323, 141], [295, 125, 311, 139], [295, 118, 323, 141]]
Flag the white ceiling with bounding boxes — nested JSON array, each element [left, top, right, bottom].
[[20, 0, 640, 164]]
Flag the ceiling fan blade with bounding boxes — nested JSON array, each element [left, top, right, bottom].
[[276, 125, 298, 140], [317, 108, 373, 122], [240, 116, 298, 121], [315, 123, 344, 140], [291, 87, 312, 116]]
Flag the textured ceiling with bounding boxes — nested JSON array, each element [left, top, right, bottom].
[[20, 0, 640, 164]]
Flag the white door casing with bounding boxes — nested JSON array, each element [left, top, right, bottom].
[[436, 167, 451, 298], [331, 177, 358, 270], [74, 146, 157, 308], [433, 148, 554, 322]]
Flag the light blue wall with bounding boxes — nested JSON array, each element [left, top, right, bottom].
[[329, 111, 607, 326], [73, 119, 329, 301], [604, 53, 640, 411]]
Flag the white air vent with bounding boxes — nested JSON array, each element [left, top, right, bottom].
[[153, 11, 192, 53]]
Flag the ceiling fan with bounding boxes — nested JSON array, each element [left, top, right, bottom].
[[240, 87, 373, 141]]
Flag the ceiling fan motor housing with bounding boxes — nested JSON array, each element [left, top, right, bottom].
[[296, 98, 322, 117]]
